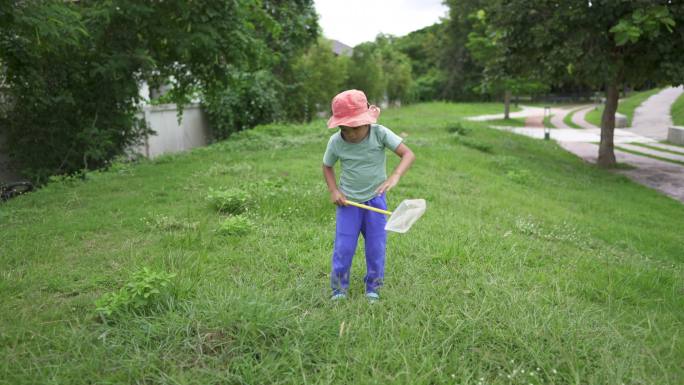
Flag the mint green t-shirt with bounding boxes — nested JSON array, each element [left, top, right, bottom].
[[323, 124, 403, 203]]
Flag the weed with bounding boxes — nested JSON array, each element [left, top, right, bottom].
[[445, 121, 471, 135], [95, 267, 176, 320], [206, 188, 249, 214], [216, 215, 255, 236], [455, 136, 493, 153], [143, 214, 198, 231]]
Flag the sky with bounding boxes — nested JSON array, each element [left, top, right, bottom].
[[313, 0, 449, 47]]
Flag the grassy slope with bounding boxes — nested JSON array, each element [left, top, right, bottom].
[[585, 88, 662, 127], [1, 102, 683, 385], [671, 93, 684, 126]]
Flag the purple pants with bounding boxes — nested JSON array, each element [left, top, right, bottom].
[[331, 194, 387, 294]]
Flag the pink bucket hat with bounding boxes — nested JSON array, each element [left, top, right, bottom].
[[327, 89, 381, 129]]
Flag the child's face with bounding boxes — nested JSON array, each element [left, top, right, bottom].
[[340, 124, 369, 143]]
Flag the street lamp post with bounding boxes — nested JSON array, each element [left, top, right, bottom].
[[544, 106, 551, 140]]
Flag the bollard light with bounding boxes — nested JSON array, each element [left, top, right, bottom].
[[543, 106, 551, 140]]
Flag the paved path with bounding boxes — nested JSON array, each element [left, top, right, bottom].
[[466, 105, 545, 121], [631, 86, 684, 139], [472, 103, 684, 203], [559, 142, 684, 202], [572, 105, 599, 129], [617, 143, 684, 163], [525, 114, 544, 127], [550, 106, 581, 129]]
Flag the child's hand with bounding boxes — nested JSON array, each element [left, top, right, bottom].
[[376, 174, 400, 195], [331, 190, 347, 206]]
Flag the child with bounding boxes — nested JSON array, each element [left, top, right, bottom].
[[322, 89, 415, 301]]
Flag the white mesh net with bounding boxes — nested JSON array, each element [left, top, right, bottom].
[[384, 199, 426, 233]]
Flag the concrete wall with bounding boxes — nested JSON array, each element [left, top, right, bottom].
[[668, 126, 684, 145], [134, 103, 211, 159]]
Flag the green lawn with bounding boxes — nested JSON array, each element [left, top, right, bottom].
[[585, 88, 662, 127], [1, 102, 682, 385], [562, 109, 583, 129], [485, 117, 526, 127], [671, 93, 684, 126]]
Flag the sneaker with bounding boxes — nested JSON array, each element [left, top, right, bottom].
[[365, 292, 380, 302], [331, 292, 347, 300]]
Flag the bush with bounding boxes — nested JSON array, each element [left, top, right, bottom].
[[217, 215, 255, 236], [206, 188, 249, 214], [95, 268, 176, 320], [203, 70, 283, 140]]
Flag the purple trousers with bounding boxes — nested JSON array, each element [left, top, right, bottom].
[[331, 194, 387, 294]]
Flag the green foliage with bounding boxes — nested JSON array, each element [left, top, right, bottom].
[[206, 188, 249, 214], [288, 39, 349, 121], [203, 70, 283, 140], [346, 42, 386, 103], [95, 268, 176, 319], [217, 215, 255, 236], [610, 6, 676, 46], [0, 0, 319, 183]]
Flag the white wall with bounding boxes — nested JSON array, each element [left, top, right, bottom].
[[134, 103, 210, 159]]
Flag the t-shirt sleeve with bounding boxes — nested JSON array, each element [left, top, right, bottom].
[[322, 136, 338, 167], [377, 125, 403, 151]]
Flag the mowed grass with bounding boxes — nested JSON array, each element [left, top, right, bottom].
[[1, 102, 683, 385], [671, 93, 684, 126], [585, 88, 662, 127]]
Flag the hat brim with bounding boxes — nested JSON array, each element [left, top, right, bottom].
[[327, 105, 381, 129]]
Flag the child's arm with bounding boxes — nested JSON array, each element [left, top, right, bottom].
[[375, 143, 415, 195], [322, 164, 346, 205]]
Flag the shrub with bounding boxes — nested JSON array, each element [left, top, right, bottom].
[[206, 188, 249, 214], [95, 268, 176, 320], [217, 215, 255, 236]]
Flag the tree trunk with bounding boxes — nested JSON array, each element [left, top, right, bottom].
[[504, 89, 511, 119], [598, 83, 618, 167]]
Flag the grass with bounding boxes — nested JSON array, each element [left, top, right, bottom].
[[585, 88, 662, 127], [615, 145, 684, 166], [562, 109, 583, 129], [543, 114, 555, 128], [663, 140, 684, 149], [630, 142, 684, 157], [671, 93, 684, 126], [485, 117, 526, 127], [1, 102, 683, 385]]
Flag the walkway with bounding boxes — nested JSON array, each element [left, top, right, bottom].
[[473, 101, 684, 203], [631, 86, 684, 140], [559, 142, 684, 202]]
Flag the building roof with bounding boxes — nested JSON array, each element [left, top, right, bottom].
[[330, 40, 353, 57]]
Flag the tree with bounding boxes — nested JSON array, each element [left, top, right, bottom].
[[346, 42, 386, 104], [395, 23, 450, 102], [442, 0, 488, 101], [289, 39, 349, 121], [0, 0, 318, 182], [465, 9, 548, 118], [482, 0, 684, 167], [373, 35, 413, 105]]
